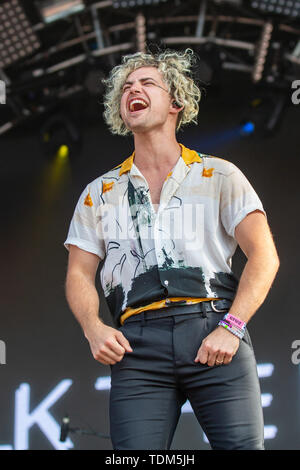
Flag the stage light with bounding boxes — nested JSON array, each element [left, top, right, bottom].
[[136, 12, 146, 53], [252, 21, 273, 83], [241, 121, 255, 135], [40, 114, 81, 158], [0, 79, 5, 104], [38, 0, 85, 24], [239, 90, 288, 138], [57, 144, 69, 159], [0, 0, 41, 69], [249, 0, 300, 18], [112, 0, 169, 8], [39, 137, 73, 207]]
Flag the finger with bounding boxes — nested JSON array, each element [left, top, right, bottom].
[[201, 343, 218, 366], [207, 352, 218, 367], [215, 351, 226, 364], [98, 344, 125, 363], [215, 356, 225, 366], [195, 346, 208, 364], [105, 337, 127, 356], [116, 332, 133, 352], [93, 351, 117, 365], [222, 354, 233, 365]]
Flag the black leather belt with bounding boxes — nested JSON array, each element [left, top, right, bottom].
[[123, 299, 232, 324]]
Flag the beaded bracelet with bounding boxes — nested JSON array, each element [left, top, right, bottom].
[[218, 320, 244, 339]]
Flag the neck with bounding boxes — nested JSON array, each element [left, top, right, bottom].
[[133, 129, 181, 173]]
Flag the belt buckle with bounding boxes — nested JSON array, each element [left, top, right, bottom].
[[210, 300, 228, 313]]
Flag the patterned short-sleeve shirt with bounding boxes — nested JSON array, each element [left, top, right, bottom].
[[64, 144, 266, 326]]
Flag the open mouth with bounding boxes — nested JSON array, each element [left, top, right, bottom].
[[128, 98, 149, 113]]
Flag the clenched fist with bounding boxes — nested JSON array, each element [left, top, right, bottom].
[[85, 322, 133, 365], [195, 325, 240, 367]]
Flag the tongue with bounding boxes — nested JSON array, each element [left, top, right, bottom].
[[133, 102, 147, 111]]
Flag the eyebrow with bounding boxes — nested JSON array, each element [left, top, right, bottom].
[[123, 77, 159, 87]]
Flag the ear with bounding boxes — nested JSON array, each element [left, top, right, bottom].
[[170, 100, 184, 114], [172, 101, 181, 108]]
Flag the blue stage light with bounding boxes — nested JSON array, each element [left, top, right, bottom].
[[241, 121, 255, 135]]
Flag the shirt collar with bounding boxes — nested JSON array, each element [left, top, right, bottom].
[[118, 143, 202, 176]]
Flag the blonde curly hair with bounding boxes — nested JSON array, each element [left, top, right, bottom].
[[102, 48, 203, 136]]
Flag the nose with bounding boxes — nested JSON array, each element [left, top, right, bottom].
[[129, 80, 142, 94]]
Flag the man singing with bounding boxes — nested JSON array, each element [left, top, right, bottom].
[[64, 48, 279, 450]]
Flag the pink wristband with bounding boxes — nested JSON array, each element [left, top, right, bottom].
[[223, 313, 246, 331]]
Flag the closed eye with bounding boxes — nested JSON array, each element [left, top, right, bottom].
[[122, 79, 157, 92]]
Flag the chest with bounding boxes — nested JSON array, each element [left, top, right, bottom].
[[144, 174, 168, 208]]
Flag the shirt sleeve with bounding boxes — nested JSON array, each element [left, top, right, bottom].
[[220, 163, 267, 239], [64, 183, 105, 259]]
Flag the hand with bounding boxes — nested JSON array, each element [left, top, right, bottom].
[[85, 322, 133, 365], [194, 326, 240, 367]]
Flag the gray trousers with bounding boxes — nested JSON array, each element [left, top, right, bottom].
[[109, 308, 264, 450]]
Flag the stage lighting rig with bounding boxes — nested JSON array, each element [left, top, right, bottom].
[[136, 12, 146, 52], [112, 0, 169, 8], [0, 0, 41, 69], [0, 80, 5, 104], [37, 0, 85, 24], [252, 20, 273, 83], [249, 0, 300, 19]]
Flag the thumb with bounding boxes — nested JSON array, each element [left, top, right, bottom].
[[116, 331, 133, 352]]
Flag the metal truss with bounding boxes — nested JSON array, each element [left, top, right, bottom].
[[0, 0, 299, 135]]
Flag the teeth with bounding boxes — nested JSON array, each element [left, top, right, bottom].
[[129, 99, 148, 111]]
